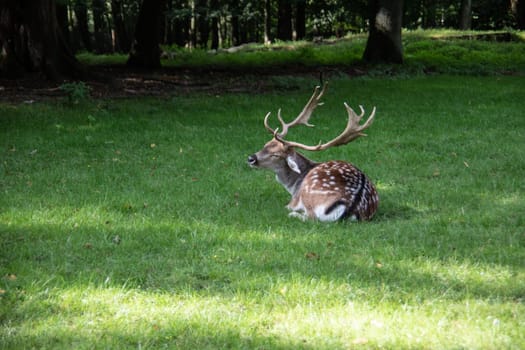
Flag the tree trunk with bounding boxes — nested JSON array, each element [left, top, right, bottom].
[[295, 0, 306, 40], [264, 0, 272, 44], [189, 1, 196, 48], [73, 0, 92, 52], [211, 16, 219, 49], [520, 0, 525, 29], [56, 2, 70, 46], [196, 0, 209, 48], [422, 0, 437, 28], [93, 0, 112, 53], [210, 0, 220, 50], [240, 20, 248, 44], [127, 0, 166, 68], [363, 0, 404, 64], [172, 0, 189, 48], [277, 0, 293, 41], [459, 0, 472, 30], [512, 0, 525, 29], [231, 15, 240, 46], [0, 0, 85, 80], [111, 0, 131, 52]]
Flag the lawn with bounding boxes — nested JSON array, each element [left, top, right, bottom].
[[1, 75, 524, 349]]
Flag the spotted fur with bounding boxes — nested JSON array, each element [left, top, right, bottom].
[[288, 161, 378, 221]]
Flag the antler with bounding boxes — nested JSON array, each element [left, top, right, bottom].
[[275, 103, 376, 152], [264, 83, 327, 138]]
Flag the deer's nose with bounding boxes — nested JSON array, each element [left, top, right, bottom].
[[248, 155, 257, 166]]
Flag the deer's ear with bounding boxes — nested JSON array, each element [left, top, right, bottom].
[[286, 155, 301, 174]]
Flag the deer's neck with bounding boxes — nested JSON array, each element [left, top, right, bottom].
[[275, 152, 317, 195]]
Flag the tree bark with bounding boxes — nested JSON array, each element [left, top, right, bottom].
[[111, 0, 131, 52], [295, 0, 306, 40], [519, 0, 525, 29], [127, 0, 166, 68], [73, 0, 92, 52], [512, 0, 525, 29], [363, 0, 404, 64], [56, 2, 70, 46], [210, 0, 220, 50], [264, 0, 272, 44], [277, 0, 293, 41], [93, 0, 112, 53], [459, 0, 472, 30], [172, 0, 189, 48], [231, 15, 240, 46], [196, 0, 209, 48], [422, 0, 437, 28], [0, 0, 85, 79]]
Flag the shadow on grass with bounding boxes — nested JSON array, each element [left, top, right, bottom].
[[4, 321, 325, 349], [1, 184, 524, 348], [1, 211, 522, 301]]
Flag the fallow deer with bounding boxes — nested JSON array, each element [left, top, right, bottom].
[[248, 84, 378, 222]]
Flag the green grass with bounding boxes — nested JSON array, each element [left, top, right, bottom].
[[77, 30, 525, 75], [1, 76, 524, 349]]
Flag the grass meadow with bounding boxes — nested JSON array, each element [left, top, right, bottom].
[[78, 30, 525, 75], [1, 31, 525, 349]]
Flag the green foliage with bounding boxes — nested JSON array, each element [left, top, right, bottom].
[[76, 52, 128, 66], [59, 81, 92, 104], [1, 76, 524, 349], [403, 31, 525, 74]]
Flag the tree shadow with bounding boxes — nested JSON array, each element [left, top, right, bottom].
[[1, 196, 523, 348]]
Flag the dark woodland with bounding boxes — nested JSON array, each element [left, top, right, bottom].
[[0, 0, 522, 79]]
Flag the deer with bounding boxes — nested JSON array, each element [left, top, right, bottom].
[[247, 84, 379, 222]]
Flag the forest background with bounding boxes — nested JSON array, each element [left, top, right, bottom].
[[0, 0, 524, 82], [54, 0, 524, 54]]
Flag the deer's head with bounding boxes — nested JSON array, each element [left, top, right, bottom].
[[248, 84, 376, 174]]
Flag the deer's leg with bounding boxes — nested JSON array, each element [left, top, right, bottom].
[[288, 211, 309, 221], [286, 195, 308, 220]]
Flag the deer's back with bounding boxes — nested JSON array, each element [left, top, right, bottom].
[[301, 161, 379, 221]]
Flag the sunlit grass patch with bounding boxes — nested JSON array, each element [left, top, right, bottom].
[[3, 281, 522, 349]]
